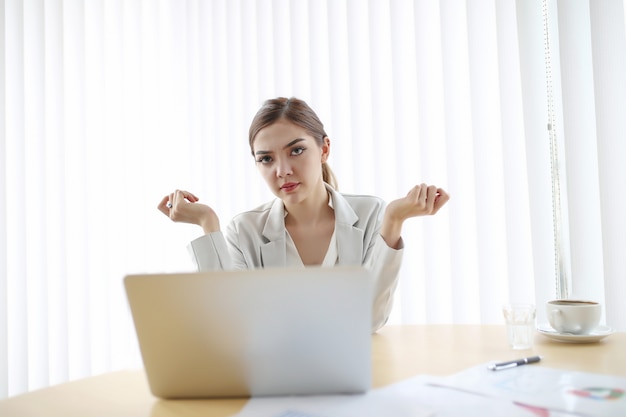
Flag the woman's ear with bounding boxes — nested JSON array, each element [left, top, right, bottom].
[[321, 136, 331, 163]]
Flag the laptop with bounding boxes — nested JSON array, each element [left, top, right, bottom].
[[124, 265, 373, 399]]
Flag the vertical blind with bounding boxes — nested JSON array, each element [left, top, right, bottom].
[[1, 0, 625, 398]]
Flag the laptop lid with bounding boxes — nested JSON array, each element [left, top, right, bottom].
[[124, 265, 373, 399]]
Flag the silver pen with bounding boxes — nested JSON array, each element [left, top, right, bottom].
[[487, 355, 542, 371]]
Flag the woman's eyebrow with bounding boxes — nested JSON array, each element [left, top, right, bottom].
[[254, 138, 306, 155], [283, 138, 306, 148]]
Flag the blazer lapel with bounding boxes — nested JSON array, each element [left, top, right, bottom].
[[260, 198, 288, 267], [328, 186, 365, 266], [258, 185, 366, 267]]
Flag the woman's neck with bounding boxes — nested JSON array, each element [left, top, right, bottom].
[[284, 183, 333, 226]]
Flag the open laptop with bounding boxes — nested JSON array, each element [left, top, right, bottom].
[[124, 265, 373, 399]]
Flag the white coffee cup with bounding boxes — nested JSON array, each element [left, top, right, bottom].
[[546, 300, 601, 334]]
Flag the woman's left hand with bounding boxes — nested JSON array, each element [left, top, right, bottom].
[[380, 184, 449, 249], [386, 184, 450, 222]]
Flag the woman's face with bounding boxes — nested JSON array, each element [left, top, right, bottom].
[[252, 120, 330, 205]]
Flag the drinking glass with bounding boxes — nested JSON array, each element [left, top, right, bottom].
[[502, 303, 536, 350]]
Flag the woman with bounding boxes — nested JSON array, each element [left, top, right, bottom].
[[158, 97, 449, 332]]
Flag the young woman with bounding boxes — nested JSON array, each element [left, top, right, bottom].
[[158, 97, 449, 332]]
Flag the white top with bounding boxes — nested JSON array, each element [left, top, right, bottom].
[[285, 229, 338, 267]]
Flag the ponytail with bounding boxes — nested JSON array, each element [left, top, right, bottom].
[[322, 163, 338, 190]]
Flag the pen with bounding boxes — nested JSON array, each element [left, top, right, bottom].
[[487, 355, 541, 371]]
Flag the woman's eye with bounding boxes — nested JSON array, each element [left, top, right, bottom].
[[256, 155, 272, 164], [291, 147, 305, 156]]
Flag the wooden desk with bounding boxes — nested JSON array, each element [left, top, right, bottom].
[[1, 325, 624, 417]]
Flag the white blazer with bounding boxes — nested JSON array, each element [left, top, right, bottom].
[[187, 184, 404, 332]]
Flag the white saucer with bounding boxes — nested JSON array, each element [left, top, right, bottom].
[[537, 323, 615, 343]]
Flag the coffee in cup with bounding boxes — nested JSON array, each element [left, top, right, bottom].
[[546, 300, 601, 334]]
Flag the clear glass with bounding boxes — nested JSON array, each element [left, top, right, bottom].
[[502, 303, 536, 350]]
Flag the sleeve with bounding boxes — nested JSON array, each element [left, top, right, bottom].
[[223, 219, 253, 269], [186, 232, 234, 271], [365, 234, 404, 333], [355, 197, 403, 333], [186, 217, 253, 271]]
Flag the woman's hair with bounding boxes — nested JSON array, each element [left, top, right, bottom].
[[248, 97, 338, 189]]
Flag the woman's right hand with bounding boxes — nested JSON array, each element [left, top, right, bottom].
[[158, 190, 220, 234]]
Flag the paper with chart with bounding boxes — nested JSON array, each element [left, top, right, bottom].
[[429, 364, 626, 416], [233, 375, 553, 417]]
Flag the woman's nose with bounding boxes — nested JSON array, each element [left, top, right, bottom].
[[276, 159, 293, 178]]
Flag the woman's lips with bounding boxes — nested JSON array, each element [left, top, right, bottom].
[[281, 182, 299, 192]]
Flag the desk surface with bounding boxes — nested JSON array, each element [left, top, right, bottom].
[[1, 325, 625, 417]]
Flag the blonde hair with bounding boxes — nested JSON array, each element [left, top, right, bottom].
[[248, 97, 338, 189]]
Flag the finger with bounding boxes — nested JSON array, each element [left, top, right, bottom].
[[157, 195, 172, 216], [425, 185, 438, 211], [174, 190, 199, 204], [432, 188, 450, 213], [178, 190, 198, 203], [435, 188, 449, 202], [184, 191, 199, 202], [173, 190, 187, 206], [167, 192, 176, 212], [419, 183, 428, 204], [406, 184, 420, 200]]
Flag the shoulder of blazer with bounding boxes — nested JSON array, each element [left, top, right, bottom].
[[329, 187, 385, 226], [227, 198, 285, 242]]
